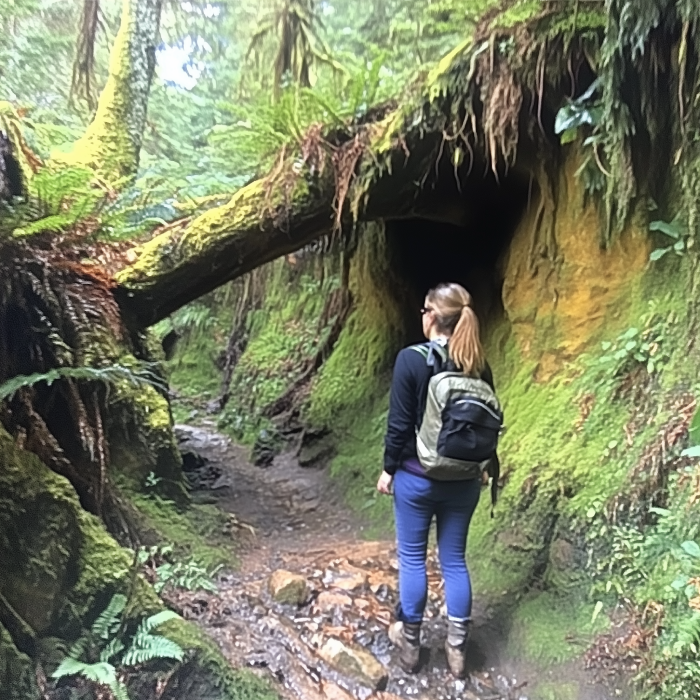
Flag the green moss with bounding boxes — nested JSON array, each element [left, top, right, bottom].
[[50, 0, 156, 184], [490, 0, 542, 29], [116, 178, 272, 286], [219, 258, 342, 442], [169, 332, 223, 404], [126, 490, 235, 569], [0, 426, 133, 632], [508, 592, 607, 664], [162, 620, 280, 700], [0, 623, 39, 700], [531, 680, 580, 700], [306, 223, 403, 428]]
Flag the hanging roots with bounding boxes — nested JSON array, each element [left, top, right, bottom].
[[0, 241, 130, 518]]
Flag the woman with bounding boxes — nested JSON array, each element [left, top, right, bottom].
[[377, 282, 494, 678]]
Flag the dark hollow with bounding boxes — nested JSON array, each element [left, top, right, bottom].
[[386, 169, 531, 342]]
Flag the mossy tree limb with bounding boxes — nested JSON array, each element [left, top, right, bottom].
[[114, 130, 454, 328], [54, 0, 162, 184]]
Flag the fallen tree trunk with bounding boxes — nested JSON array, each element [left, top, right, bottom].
[[114, 173, 338, 327], [113, 128, 458, 328]]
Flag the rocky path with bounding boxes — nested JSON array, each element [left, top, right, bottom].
[[172, 423, 528, 700]]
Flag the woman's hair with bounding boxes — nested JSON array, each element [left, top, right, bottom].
[[426, 282, 485, 375]]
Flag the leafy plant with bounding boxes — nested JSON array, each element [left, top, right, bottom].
[[245, 0, 344, 100], [144, 471, 162, 491], [682, 405, 700, 459], [649, 215, 688, 262], [138, 545, 220, 594], [555, 79, 603, 145], [52, 593, 184, 700], [0, 165, 104, 239], [0, 364, 168, 402]]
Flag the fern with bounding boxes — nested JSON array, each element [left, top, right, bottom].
[[0, 364, 167, 402], [121, 609, 182, 666], [6, 166, 104, 239], [122, 635, 184, 666], [134, 609, 180, 637], [52, 594, 184, 697], [53, 658, 118, 687], [673, 612, 700, 654], [100, 637, 125, 664], [92, 594, 127, 640]]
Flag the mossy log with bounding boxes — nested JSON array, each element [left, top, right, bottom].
[[114, 129, 458, 328]]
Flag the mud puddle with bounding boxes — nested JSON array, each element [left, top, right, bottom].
[[172, 424, 527, 700]]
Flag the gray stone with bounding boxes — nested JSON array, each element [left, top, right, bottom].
[[268, 570, 309, 605], [318, 637, 388, 690]]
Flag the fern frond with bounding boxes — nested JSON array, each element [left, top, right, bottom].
[[0, 364, 167, 402], [114, 679, 131, 700], [136, 609, 180, 637], [92, 593, 127, 640], [100, 636, 125, 663], [122, 635, 184, 666], [66, 636, 88, 661], [81, 661, 118, 686], [52, 657, 91, 679]]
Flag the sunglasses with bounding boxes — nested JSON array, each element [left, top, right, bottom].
[[420, 307, 434, 315]]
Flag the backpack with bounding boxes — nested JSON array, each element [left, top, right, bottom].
[[411, 342, 503, 511]]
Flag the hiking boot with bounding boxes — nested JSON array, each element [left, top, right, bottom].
[[444, 619, 470, 679], [388, 620, 421, 673]]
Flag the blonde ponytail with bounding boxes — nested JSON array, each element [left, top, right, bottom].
[[426, 282, 485, 376], [449, 304, 485, 375]]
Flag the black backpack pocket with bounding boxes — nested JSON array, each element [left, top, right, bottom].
[[437, 398, 502, 462]]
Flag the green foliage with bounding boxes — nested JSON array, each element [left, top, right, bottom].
[[584, 307, 669, 396], [649, 214, 689, 262], [245, 0, 344, 100], [126, 488, 235, 570], [53, 593, 184, 700], [218, 261, 341, 442], [144, 471, 162, 491], [0, 165, 103, 239], [137, 544, 220, 594], [580, 461, 700, 700], [595, 0, 700, 240], [555, 80, 603, 145], [0, 364, 167, 402], [508, 592, 608, 665]]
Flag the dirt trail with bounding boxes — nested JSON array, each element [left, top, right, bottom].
[[169, 424, 585, 700]]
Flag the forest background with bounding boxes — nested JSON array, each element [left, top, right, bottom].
[[4, 2, 700, 700]]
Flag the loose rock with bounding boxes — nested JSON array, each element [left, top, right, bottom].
[[268, 570, 309, 605], [318, 637, 388, 690]]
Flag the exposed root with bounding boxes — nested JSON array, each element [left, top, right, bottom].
[[332, 133, 369, 231], [0, 241, 135, 520]]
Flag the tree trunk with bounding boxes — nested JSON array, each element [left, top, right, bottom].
[[113, 129, 451, 328], [114, 173, 338, 327], [55, 0, 162, 184]]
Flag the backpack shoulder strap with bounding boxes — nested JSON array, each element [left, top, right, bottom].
[[408, 343, 430, 360], [408, 342, 449, 375]]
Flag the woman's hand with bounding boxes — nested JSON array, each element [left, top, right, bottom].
[[376, 471, 394, 495]]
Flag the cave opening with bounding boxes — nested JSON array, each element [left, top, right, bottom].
[[386, 167, 532, 343]]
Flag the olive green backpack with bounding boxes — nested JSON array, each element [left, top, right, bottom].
[[411, 342, 503, 509]]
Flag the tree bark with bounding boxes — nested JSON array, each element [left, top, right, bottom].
[[114, 174, 338, 327], [113, 130, 463, 328], [55, 0, 162, 184]]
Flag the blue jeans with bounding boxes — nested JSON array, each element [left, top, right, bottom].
[[393, 469, 481, 624]]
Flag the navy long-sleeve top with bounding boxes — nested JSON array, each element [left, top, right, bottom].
[[382, 343, 494, 476]]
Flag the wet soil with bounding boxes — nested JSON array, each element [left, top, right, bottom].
[[172, 423, 612, 700]]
